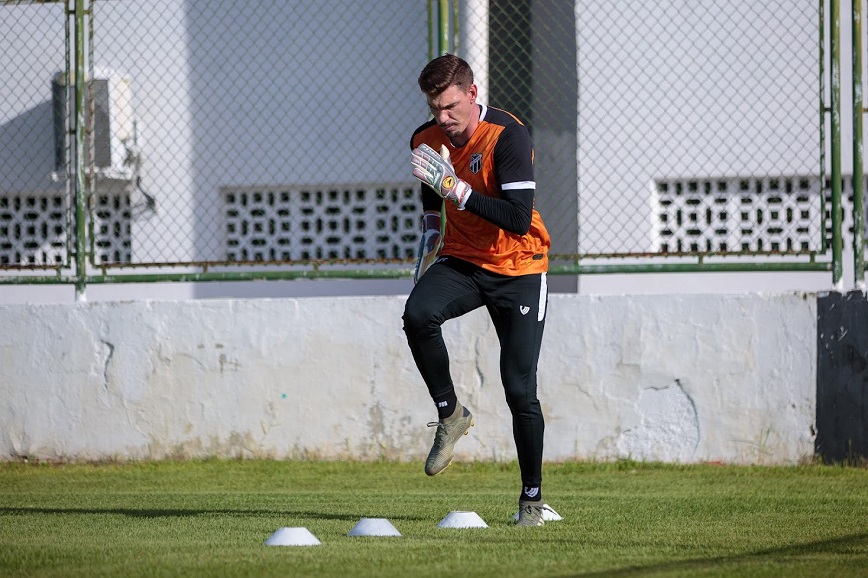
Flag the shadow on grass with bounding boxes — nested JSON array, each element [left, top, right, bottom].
[[0, 507, 427, 523], [570, 531, 868, 576]]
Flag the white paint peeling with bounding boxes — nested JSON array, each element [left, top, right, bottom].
[[616, 379, 700, 462], [0, 293, 817, 464]]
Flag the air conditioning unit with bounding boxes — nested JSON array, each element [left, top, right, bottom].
[[52, 69, 135, 181]]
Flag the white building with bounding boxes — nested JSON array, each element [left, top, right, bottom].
[[0, 0, 862, 303]]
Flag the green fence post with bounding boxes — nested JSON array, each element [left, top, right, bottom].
[[73, 0, 87, 301], [428, 1, 454, 57], [451, 0, 459, 56], [438, 0, 449, 54], [831, 0, 844, 289], [820, 0, 827, 254], [854, 0, 865, 289], [428, 0, 435, 61]]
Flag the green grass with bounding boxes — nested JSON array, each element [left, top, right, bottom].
[[1, 459, 867, 577]]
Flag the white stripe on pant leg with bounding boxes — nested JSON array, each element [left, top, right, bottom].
[[538, 273, 547, 321]]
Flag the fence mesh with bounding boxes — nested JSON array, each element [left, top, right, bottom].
[[575, 0, 822, 259], [0, 2, 70, 268], [0, 0, 838, 283]]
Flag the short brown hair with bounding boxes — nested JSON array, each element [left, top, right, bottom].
[[418, 53, 474, 97]]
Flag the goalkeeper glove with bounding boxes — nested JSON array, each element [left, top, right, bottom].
[[414, 212, 442, 284], [411, 144, 473, 209]]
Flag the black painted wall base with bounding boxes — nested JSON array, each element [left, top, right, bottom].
[[816, 291, 868, 463]]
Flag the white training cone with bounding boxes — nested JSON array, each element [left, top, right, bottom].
[[347, 518, 402, 537], [437, 511, 488, 528], [264, 527, 321, 546], [512, 503, 563, 522]]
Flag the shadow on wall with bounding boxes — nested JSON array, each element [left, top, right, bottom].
[[0, 101, 58, 193], [816, 291, 868, 463]]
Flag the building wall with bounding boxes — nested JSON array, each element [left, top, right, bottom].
[[0, 293, 818, 464], [0, 0, 427, 275], [1, 1, 856, 305], [575, 0, 822, 255]]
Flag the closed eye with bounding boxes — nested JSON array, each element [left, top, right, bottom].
[[429, 102, 458, 116]]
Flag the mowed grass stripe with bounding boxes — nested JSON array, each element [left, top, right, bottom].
[[0, 460, 866, 577]]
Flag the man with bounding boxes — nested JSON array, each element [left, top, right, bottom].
[[404, 54, 551, 527]]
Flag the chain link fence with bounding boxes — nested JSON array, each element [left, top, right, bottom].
[[0, 0, 845, 288], [576, 1, 824, 258]]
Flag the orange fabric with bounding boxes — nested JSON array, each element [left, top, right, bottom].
[[411, 111, 550, 276]]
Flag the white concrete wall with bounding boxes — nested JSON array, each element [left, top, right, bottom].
[[0, 293, 817, 464], [0, 0, 426, 266]]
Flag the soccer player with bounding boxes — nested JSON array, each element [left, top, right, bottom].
[[404, 54, 551, 527]]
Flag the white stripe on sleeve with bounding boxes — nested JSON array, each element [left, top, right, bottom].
[[502, 181, 536, 190]]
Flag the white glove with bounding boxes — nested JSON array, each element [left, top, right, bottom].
[[411, 144, 473, 209], [414, 212, 442, 283]]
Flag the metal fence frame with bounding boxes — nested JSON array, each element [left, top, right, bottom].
[[0, 0, 862, 298]]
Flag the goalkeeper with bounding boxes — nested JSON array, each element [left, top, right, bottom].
[[403, 54, 552, 527]]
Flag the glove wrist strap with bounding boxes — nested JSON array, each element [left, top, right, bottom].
[[421, 212, 441, 232]]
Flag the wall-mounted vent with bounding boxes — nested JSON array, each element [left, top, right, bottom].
[[223, 183, 420, 262], [650, 176, 825, 254], [0, 192, 131, 266]]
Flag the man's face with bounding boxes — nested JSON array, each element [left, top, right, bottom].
[[426, 83, 478, 145]]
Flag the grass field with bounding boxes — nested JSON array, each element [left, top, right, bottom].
[[1, 459, 867, 577]]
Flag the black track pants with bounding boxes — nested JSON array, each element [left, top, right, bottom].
[[402, 257, 547, 486]]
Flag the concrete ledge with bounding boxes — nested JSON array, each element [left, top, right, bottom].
[[0, 293, 817, 464]]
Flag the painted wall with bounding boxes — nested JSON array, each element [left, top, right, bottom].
[[0, 293, 817, 464], [1, 1, 856, 306], [816, 291, 868, 462], [575, 0, 822, 254], [0, 0, 426, 267]]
